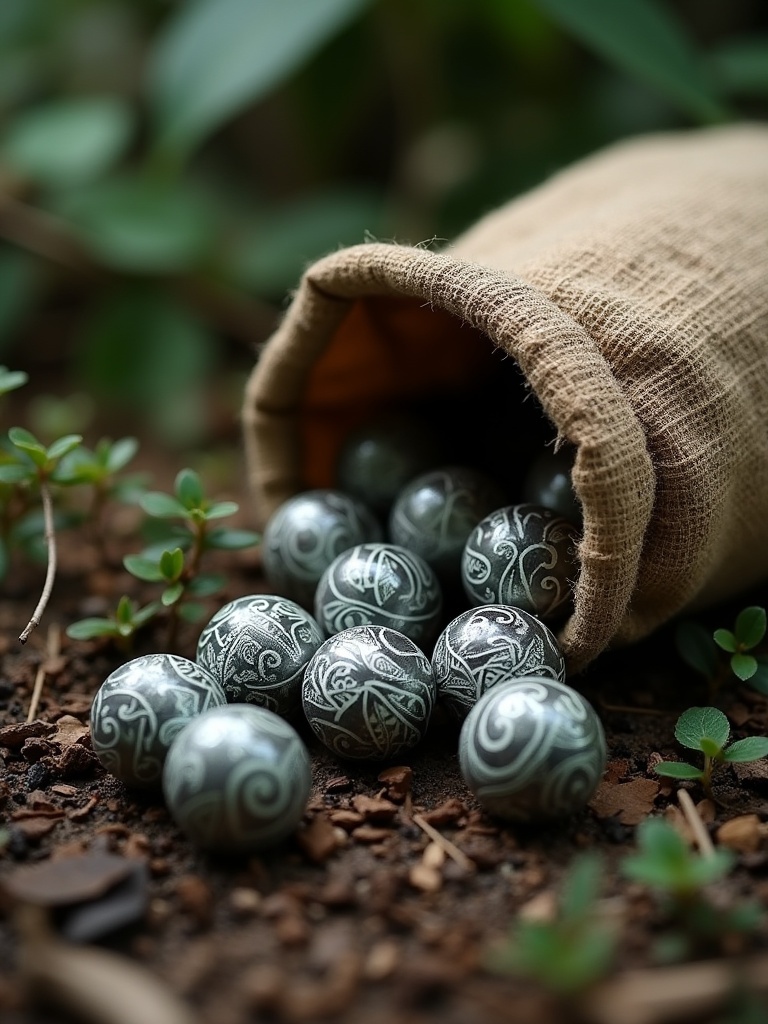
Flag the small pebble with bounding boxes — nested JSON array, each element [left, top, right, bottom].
[[459, 677, 606, 821], [89, 654, 226, 788], [462, 503, 578, 621], [163, 704, 311, 853], [262, 490, 382, 607], [196, 594, 323, 718]]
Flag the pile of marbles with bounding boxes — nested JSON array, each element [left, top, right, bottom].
[[88, 416, 607, 854]]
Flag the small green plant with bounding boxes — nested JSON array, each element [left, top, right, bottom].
[[65, 595, 160, 653], [653, 707, 768, 799], [622, 817, 762, 960], [676, 606, 768, 697], [487, 854, 614, 995], [67, 467, 259, 649], [0, 367, 29, 396]]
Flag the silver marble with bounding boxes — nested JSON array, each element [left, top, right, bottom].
[[89, 654, 226, 788], [262, 489, 382, 607], [432, 604, 566, 722], [314, 543, 442, 650], [462, 503, 578, 621], [163, 704, 311, 853], [459, 677, 606, 820], [196, 594, 324, 718], [302, 624, 435, 761]]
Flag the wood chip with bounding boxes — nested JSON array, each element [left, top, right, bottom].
[[53, 715, 89, 747], [297, 814, 342, 863], [408, 862, 442, 892], [351, 794, 399, 823], [419, 798, 467, 827], [13, 817, 62, 841], [68, 796, 98, 822], [422, 842, 446, 870], [3, 852, 136, 906], [377, 765, 413, 802], [0, 721, 56, 750], [716, 814, 766, 854], [325, 775, 352, 793], [328, 809, 364, 831], [589, 778, 660, 825], [364, 940, 399, 981], [412, 814, 475, 873], [350, 826, 393, 844]]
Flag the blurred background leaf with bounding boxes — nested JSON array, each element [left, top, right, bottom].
[[0, 0, 763, 452]]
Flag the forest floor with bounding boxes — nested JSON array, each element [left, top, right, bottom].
[[1, 449, 768, 1024]]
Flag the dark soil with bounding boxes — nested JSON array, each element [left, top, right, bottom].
[[2, 458, 768, 1024]]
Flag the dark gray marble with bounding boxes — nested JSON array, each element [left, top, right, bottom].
[[462, 503, 578, 621], [523, 448, 581, 525], [459, 677, 606, 820], [196, 594, 324, 719], [302, 624, 435, 761], [432, 605, 566, 722], [163, 705, 311, 853]]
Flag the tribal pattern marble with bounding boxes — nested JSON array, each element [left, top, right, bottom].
[[432, 605, 566, 722], [162, 705, 311, 853], [462, 503, 578, 621], [302, 625, 435, 761], [196, 595, 323, 718], [389, 466, 505, 585], [314, 543, 442, 649], [262, 490, 382, 607], [90, 654, 227, 788], [459, 677, 606, 821]]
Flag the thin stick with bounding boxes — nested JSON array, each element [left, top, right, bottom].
[[26, 624, 60, 723], [19, 481, 56, 644], [412, 813, 475, 873], [677, 788, 715, 858]]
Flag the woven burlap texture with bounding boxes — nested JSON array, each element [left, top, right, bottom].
[[243, 125, 768, 672]]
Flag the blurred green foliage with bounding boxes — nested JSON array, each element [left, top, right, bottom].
[[0, 0, 765, 444]]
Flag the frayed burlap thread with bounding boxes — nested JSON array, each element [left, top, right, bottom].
[[243, 125, 768, 672]]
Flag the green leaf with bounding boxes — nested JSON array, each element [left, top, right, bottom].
[[159, 546, 185, 581], [622, 818, 732, 893], [721, 737, 768, 763], [105, 437, 139, 474], [731, 653, 758, 681], [46, 434, 82, 461], [2, 97, 134, 187], [0, 366, 28, 395], [8, 426, 46, 467], [203, 501, 239, 521], [175, 468, 203, 510], [140, 492, 189, 519], [179, 601, 206, 623], [187, 573, 225, 597], [161, 582, 184, 606], [149, 0, 372, 157], [0, 463, 32, 483], [66, 618, 118, 640], [77, 286, 216, 445], [123, 554, 164, 582], [205, 528, 260, 550], [713, 628, 737, 653], [58, 176, 212, 274], [529, 0, 728, 122], [559, 853, 603, 922], [653, 761, 703, 779], [133, 601, 161, 628], [734, 606, 766, 649], [710, 36, 768, 96], [674, 620, 718, 679], [674, 706, 730, 753], [116, 595, 135, 624]]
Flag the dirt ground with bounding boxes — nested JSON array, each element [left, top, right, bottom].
[[1, 455, 768, 1024]]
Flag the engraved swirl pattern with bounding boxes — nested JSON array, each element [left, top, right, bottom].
[[389, 467, 505, 580], [89, 654, 227, 788], [462, 504, 578, 620], [196, 594, 323, 717], [302, 625, 435, 761], [162, 705, 311, 853], [432, 605, 566, 721], [314, 543, 442, 647], [459, 678, 606, 820], [262, 490, 382, 605]]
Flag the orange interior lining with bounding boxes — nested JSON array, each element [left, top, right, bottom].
[[300, 297, 498, 488]]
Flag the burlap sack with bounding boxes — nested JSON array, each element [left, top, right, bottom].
[[242, 125, 768, 672]]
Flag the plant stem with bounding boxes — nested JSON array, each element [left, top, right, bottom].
[[19, 480, 56, 644], [701, 754, 714, 801]]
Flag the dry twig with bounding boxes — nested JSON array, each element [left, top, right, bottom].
[[412, 812, 475, 873], [26, 623, 60, 723]]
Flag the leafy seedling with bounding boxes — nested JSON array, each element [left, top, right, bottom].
[[653, 707, 768, 799], [121, 468, 258, 646], [2, 427, 82, 641], [487, 853, 614, 995], [676, 607, 768, 698], [66, 595, 160, 653], [622, 817, 762, 959]]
